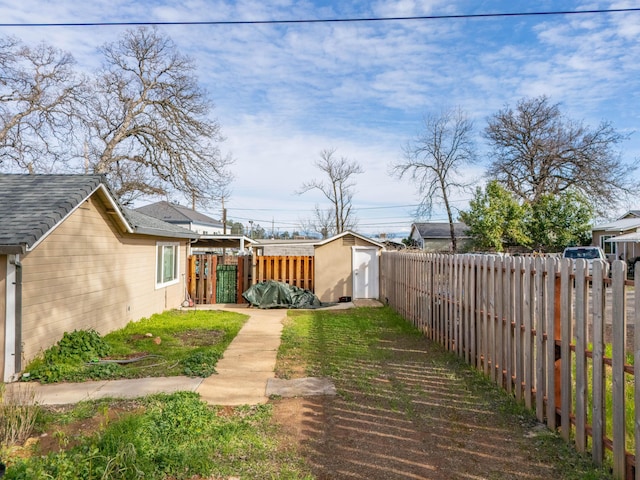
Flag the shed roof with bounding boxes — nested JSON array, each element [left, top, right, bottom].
[[135, 201, 223, 228], [316, 230, 384, 248], [251, 231, 384, 250]]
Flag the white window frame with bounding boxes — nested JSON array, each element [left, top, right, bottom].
[[601, 235, 616, 256], [156, 242, 179, 288]]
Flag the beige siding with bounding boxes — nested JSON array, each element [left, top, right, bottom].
[[0, 255, 6, 378], [314, 235, 377, 303], [19, 196, 186, 364]]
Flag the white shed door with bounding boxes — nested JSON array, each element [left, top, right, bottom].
[[352, 247, 379, 299]]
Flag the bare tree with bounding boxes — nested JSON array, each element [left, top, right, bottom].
[[83, 27, 232, 205], [392, 107, 476, 252], [297, 148, 363, 236], [485, 95, 635, 211], [0, 36, 83, 172], [298, 205, 336, 239]]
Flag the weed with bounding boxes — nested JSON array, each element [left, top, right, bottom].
[[3, 392, 310, 479], [180, 350, 221, 377], [0, 384, 40, 448]]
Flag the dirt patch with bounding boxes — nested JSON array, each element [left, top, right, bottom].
[[176, 329, 225, 347], [270, 335, 606, 480], [271, 397, 326, 450], [22, 400, 145, 457]]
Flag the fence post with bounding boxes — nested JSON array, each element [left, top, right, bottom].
[[209, 255, 218, 304], [553, 267, 562, 428]]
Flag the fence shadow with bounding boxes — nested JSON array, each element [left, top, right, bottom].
[[296, 343, 566, 480]]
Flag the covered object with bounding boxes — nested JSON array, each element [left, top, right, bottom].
[[242, 281, 323, 309]]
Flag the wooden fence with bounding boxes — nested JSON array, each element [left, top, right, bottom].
[[187, 254, 250, 304], [380, 251, 639, 480], [253, 255, 314, 291]]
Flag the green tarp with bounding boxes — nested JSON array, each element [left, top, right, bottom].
[[242, 281, 323, 309]]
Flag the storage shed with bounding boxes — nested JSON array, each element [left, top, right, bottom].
[[313, 231, 384, 303]]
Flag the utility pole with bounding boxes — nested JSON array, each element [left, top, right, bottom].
[[221, 197, 227, 234]]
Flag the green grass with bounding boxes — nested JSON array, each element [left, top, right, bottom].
[[4, 306, 614, 479], [276, 306, 613, 480], [4, 392, 312, 480], [22, 309, 248, 383]]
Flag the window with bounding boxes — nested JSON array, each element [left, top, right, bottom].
[[601, 235, 616, 255], [156, 242, 179, 287]]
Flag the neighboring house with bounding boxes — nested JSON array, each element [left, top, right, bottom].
[[251, 238, 317, 256], [592, 211, 640, 262], [409, 222, 471, 252], [373, 238, 406, 251], [135, 200, 224, 235], [0, 174, 197, 382]]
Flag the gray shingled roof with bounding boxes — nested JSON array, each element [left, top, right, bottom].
[[0, 174, 197, 254], [123, 208, 198, 239], [0, 174, 108, 254], [135, 201, 223, 227], [413, 222, 470, 239]]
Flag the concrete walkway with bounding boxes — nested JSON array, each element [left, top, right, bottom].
[[6, 307, 287, 406], [5, 301, 374, 406], [196, 308, 285, 405]]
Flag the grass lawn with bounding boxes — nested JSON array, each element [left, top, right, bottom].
[[21, 309, 248, 383], [275, 306, 614, 480], [1, 306, 614, 479]]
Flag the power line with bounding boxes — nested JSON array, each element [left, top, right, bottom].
[[1, 8, 639, 28], [228, 203, 421, 213]]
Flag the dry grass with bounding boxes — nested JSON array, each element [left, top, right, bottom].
[[0, 383, 40, 448]]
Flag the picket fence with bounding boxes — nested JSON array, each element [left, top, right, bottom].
[[380, 251, 640, 480]]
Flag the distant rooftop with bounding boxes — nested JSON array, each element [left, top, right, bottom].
[[134, 201, 223, 227]]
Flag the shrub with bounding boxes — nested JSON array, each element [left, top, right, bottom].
[[24, 330, 111, 383]]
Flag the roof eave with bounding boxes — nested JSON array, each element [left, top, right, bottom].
[[134, 227, 200, 239], [0, 245, 26, 255], [96, 184, 133, 234]]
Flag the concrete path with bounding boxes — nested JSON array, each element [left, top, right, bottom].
[[4, 301, 371, 406], [6, 307, 287, 406], [196, 308, 285, 405]]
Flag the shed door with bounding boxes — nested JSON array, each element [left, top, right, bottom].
[[352, 247, 379, 299]]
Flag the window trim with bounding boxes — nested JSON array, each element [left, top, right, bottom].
[[156, 242, 180, 288], [601, 235, 616, 256]]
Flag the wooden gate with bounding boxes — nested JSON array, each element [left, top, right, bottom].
[[216, 265, 237, 303], [188, 254, 251, 304]]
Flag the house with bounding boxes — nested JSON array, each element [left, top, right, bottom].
[[135, 200, 224, 235], [253, 232, 384, 303], [136, 201, 254, 254], [0, 174, 197, 382], [592, 211, 640, 262], [251, 238, 317, 256], [409, 222, 471, 252]]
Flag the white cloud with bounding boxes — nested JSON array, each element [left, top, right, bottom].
[[2, 0, 640, 227]]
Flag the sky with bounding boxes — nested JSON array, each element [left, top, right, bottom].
[[1, 0, 640, 238]]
